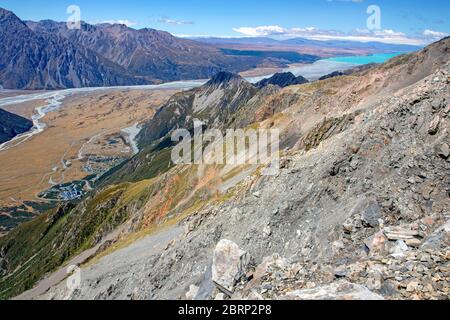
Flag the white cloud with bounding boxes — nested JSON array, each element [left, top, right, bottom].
[[157, 17, 194, 25], [232, 25, 316, 37], [232, 26, 285, 37], [231, 25, 444, 45], [423, 29, 448, 38]]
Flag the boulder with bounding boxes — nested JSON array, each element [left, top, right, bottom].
[[212, 239, 250, 295]]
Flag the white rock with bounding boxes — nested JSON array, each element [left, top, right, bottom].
[[212, 239, 250, 295], [390, 240, 410, 258]]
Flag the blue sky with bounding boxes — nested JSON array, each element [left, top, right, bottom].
[[1, 0, 449, 44]]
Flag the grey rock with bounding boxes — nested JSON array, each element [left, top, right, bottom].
[[361, 201, 382, 228]]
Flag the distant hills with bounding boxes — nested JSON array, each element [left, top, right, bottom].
[[192, 36, 423, 54]]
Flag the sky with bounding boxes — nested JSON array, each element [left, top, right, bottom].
[[1, 0, 449, 45]]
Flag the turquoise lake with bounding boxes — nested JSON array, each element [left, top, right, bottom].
[[323, 52, 404, 65]]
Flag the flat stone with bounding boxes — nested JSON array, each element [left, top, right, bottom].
[[405, 238, 422, 248], [422, 220, 450, 250], [384, 226, 420, 240]]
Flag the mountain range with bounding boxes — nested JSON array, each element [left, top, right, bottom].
[[1, 36, 448, 300], [0, 7, 425, 91], [0, 8, 323, 90]]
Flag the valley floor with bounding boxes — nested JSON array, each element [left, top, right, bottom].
[[0, 88, 178, 232]]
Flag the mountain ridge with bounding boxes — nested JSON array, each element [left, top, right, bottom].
[[255, 72, 309, 88], [0, 108, 33, 144], [0, 8, 148, 90]]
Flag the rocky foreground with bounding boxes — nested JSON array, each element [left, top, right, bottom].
[[37, 38, 450, 300]]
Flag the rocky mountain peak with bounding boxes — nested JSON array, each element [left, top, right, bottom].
[[205, 71, 245, 87], [0, 7, 28, 31], [256, 72, 309, 88]]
